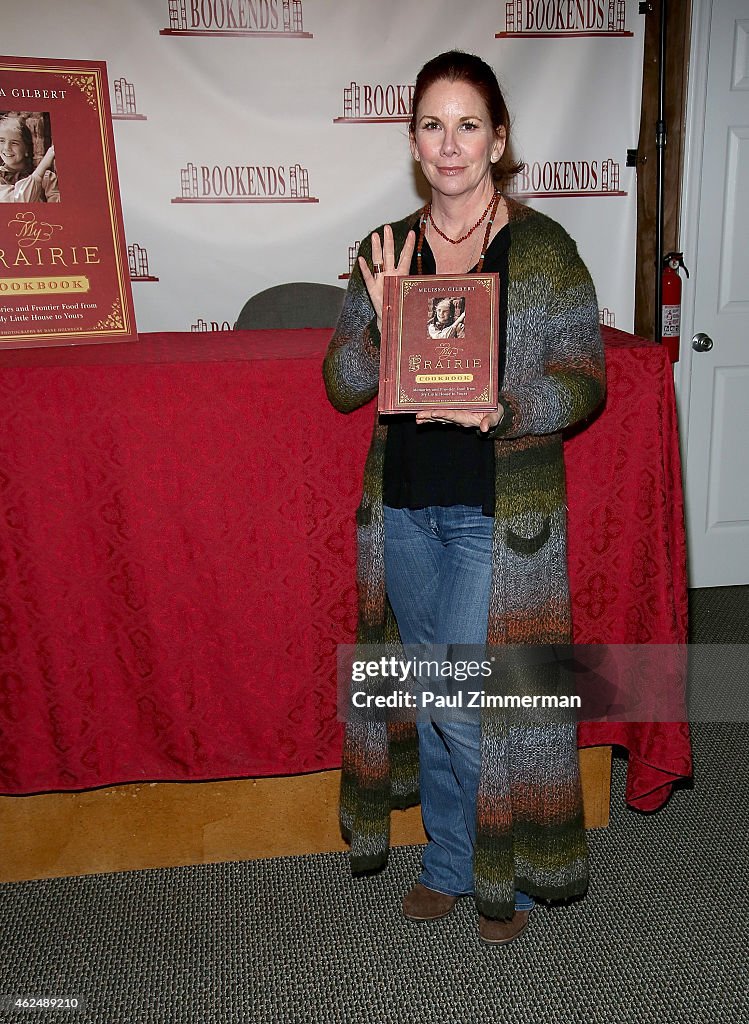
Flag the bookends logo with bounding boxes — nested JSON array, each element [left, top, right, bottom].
[[128, 244, 158, 282], [338, 240, 360, 280], [111, 78, 146, 121], [160, 0, 312, 38], [506, 157, 627, 198], [334, 82, 414, 124], [191, 317, 233, 331], [496, 0, 633, 37], [171, 162, 318, 203]]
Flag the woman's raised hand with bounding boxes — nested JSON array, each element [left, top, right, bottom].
[[358, 224, 416, 330]]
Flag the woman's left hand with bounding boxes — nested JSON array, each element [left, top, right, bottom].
[[415, 407, 504, 433]]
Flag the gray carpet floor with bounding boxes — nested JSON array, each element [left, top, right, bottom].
[[688, 584, 749, 643], [1, 588, 747, 1024]]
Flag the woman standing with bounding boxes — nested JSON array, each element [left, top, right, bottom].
[[323, 51, 605, 945]]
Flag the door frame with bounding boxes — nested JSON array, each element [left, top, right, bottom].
[[673, 0, 712, 450], [634, 0, 692, 345]]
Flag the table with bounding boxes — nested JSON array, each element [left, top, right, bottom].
[[0, 328, 692, 809]]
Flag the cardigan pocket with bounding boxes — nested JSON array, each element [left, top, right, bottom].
[[505, 513, 552, 556]]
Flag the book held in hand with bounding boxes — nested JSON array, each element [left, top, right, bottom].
[[378, 273, 500, 413]]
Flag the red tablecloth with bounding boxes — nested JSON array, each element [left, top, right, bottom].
[[0, 327, 691, 807]]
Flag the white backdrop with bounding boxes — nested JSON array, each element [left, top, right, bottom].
[[2, 0, 645, 334]]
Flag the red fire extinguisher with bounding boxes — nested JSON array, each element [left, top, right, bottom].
[[661, 252, 689, 363]]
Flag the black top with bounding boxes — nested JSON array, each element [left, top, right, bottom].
[[382, 222, 511, 516]]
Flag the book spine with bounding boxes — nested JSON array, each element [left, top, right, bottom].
[[491, 276, 500, 407], [378, 275, 396, 412]]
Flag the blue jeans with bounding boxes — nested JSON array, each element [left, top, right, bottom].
[[384, 505, 535, 913]]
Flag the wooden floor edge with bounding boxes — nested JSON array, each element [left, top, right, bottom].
[[0, 747, 611, 882]]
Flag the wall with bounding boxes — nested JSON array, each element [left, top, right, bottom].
[[2, 0, 645, 334]]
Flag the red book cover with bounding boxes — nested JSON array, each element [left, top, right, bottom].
[[378, 273, 500, 413], [0, 56, 137, 349]]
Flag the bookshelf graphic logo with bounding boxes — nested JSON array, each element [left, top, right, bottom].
[[171, 162, 319, 203], [111, 78, 146, 121], [496, 0, 633, 37], [506, 157, 627, 198], [160, 0, 312, 38], [191, 317, 233, 331], [333, 82, 414, 124], [128, 244, 159, 282], [338, 240, 361, 279]]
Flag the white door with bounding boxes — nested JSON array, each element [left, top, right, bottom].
[[678, 0, 749, 587]]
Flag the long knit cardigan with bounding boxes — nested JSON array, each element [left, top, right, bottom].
[[323, 197, 606, 919]]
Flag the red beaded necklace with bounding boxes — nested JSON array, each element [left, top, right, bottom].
[[417, 189, 502, 275], [428, 189, 497, 245]]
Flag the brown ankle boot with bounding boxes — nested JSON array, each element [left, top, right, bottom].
[[402, 883, 458, 921], [478, 909, 531, 945]]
